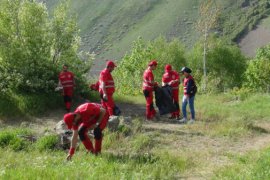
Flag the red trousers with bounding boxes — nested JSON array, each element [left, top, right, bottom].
[[79, 113, 109, 154], [101, 92, 115, 116], [172, 89, 180, 117], [63, 88, 73, 111], [143, 89, 156, 120]]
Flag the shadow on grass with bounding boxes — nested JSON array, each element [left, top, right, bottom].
[[103, 152, 160, 164], [247, 123, 269, 134], [142, 126, 204, 136]]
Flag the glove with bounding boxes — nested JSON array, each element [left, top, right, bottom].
[[55, 86, 63, 91]]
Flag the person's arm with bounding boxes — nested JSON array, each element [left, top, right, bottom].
[[186, 79, 193, 97], [100, 81, 108, 100], [149, 73, 158, 86], [66, 129, 78, 161], [95, 107, 106, 127]]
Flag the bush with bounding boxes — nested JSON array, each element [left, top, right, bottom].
[[0, 129, 32, 151], [244, 58, 270, 92], [0, 0, 92, 94], [35, 135, 59, 152], [188, 36, 247, 91]]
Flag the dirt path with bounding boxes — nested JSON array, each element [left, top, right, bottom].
[[142, 119, 270, 179]]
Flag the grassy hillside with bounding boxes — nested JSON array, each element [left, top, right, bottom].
[[42, 0, 270, 72]]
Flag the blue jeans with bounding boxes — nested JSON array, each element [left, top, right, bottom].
[[182, 95, 195, 119]]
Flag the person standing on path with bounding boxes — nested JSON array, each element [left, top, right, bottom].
[[179, 67, 197, 124], [58, 64, 75, 112], [162, 64, 181, 120], [142, 60, 158, 120], [98, 60, 117, 116]]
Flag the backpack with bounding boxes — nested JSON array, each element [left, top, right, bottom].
[[190, 79, 197, 96]]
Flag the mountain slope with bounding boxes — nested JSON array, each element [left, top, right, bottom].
[[43, 0, 270, 72]]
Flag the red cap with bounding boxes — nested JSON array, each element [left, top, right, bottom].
[[148, 60, 158, 66], [165, 64, 172, 72], [63, 113, 74, 129], [106, 60, 117, 67]]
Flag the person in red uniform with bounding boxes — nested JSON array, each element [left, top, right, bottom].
[[58, 64, 75, 112], [162, 64, 180, 120], [143, 60, 158, 120], [98, 60, 117, 116], [63, 102, 109, 160]]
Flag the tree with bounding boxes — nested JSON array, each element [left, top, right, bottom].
[[196, 0, 220, 91], [0, 0, 92, 93], [188, 36, 247, 92]]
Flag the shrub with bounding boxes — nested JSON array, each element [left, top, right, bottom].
[[244, 58, 270, 92], [0, 129, 32, 151], [35, 135, 59, 152], [0, 0, 92, 94], [188, 36, 247, 91]]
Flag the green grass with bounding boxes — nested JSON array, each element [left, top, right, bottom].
[[0, 91, 63, 119], [0, 129, 191, 179], [192, 93, 270, 137], [214, 146, 270, 179], [1, 93, 270, 178]]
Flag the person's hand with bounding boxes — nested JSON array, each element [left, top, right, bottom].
[[154, 82, 159, 87], [66, 154, 72, 161], [103, 94, 108, 101], [168, 81, 173, 86]]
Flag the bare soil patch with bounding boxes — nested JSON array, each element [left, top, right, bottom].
[[238, 25, 270, 57]]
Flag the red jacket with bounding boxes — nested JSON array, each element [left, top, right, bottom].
[[183, 75, 195, 96], [58, 71, 74, 89], [99, 69, 115, 94], [162, 70, 180, 90], [72, 103, 106, 130], [143, 69, 155, 91]]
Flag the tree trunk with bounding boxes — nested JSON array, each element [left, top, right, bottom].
[[203, 29, 208, 91]]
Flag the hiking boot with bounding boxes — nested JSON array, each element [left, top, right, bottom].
[[178, 118, 187, 124], [188, 119, 195, 124]]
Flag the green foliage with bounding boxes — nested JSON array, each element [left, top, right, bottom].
[[188, 36, 247, 91], [0, 90, 62, 118], [229, 87, 252, 101], [114, 37, 186, 95], [35, 135, 59, 152], [244, 59, 270, 92], [0, 0, 92, 93], [0, 128, 32, 151], [244, 45, 270, 92]]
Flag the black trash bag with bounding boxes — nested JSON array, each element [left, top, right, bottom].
[[154, 86, 177, 115], [114, 105, 121, 116]]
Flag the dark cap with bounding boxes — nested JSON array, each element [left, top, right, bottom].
[[180, 67, 192, 73]]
